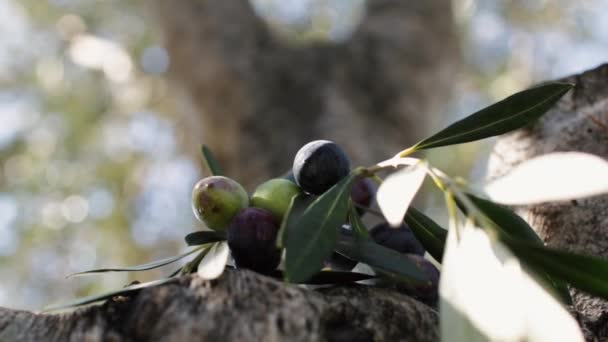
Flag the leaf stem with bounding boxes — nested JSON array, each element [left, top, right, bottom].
[[368, 155, 500, 241], [424, 163, 501, 238], [366, 156, 421, 174], [444, 191, 461, 240], [395, 146, 418, 158]]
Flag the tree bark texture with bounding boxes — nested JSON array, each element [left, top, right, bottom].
[[154, 0, 458, 188], [0, 270, 438, 341], [485, 63, 608, 341]]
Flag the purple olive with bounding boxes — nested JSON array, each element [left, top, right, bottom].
[[227, 207, 281, 274], [398, 254, 440, 304], [350, 178, 375, 216], [370, 222, 425, 256]]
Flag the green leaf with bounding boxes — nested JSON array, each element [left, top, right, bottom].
[[269, 270, 375, 285], [201, 144, 224, 176], [523, 264, 573, 306], [461, 194, 542, 243], [67, 246, 204, 277], [284, 174, 357, 283], [335, 235, 427, 282], [462, 194, 572, 304], [404, 207, 447, 263], [349, 203, 369, 239], [409, 82, 573, 151], [185, 230, 226, 246], [502, 237, 608, 302], [276, 193, 315, 248], [43, 277, 177, 312]]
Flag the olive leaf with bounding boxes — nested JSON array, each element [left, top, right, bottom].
[[43, 277, 178, 312], [197, 241, 230, 280], [502, 236, 608, 301], [440, 222, 584, 342], [484, 152, 608, 205], [458, 194, 572, 304], [407, 82, 573, 153], [185, 230, 226, 246], [463, 194, 542, 243], [201, 144, 224, 176], [284, 173, 357, 283], [376, 162, 427, 226], [66, 246, 205, 277], [335, 235, 427, 282], [276, 193, 315, 249], [404, 207, 447, 263], [349, 203, 370, 239]]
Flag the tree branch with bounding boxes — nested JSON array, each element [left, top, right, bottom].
[[0, 270, 438, 341]]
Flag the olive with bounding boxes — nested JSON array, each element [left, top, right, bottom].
[[292, 140, 350, 195], [191, 176, 249, 231]]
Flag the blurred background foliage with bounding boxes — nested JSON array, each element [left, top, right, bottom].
[[0, 0, 606, 310]]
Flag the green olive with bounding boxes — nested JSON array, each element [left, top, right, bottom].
[[191, 176, 249, 231], [251, 178, 301, 220]]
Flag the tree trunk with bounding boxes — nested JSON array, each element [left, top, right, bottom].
[[153, 0, 458, 188], [485, 63, 608, 341], [0, 270, 438, 341]]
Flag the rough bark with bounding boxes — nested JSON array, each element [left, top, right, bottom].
[[485, 63, 608, 341], [0, 270, 438, 341], [153, 0, 458, 188]]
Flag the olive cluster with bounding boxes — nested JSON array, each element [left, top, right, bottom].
[[192, 140, 372, 274], [191, 139, 438, 301], [191, 175, 294, 274]]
